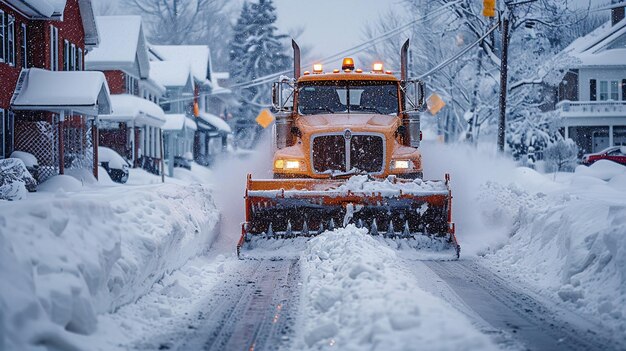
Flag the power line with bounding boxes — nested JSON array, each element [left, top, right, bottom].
[[414, 22, 500, 80], [230, 0, 462, 90]]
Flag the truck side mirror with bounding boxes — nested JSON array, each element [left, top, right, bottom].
[[403, 79, 426, 112], [272, 83, 279, 108], [417, 81, 425, 109], [272, 79, 295, 112]]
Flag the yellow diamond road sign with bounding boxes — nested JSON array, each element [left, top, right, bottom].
[[427, 93, 446, 115], [256, 109, 275, 128]]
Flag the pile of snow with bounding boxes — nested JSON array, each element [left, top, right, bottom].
[[38, 174, 85, 192], [98, 146, 129, 170], [0, 158, 37, 199], [0, 183, 219, 350], [292, 225, 496, 350], [10, 150, 38, 168], [480, 161, 626, 334]]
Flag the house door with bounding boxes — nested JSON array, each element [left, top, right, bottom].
[[592, 130, 610, 153], [614, 126, 626, 146]]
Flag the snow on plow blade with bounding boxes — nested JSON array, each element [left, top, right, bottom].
[[237, 174, 460, 260]]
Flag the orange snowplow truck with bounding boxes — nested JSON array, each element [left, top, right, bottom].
[[238, 40, 459, 259]]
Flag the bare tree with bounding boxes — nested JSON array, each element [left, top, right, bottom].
[[122, 0, 217, 44]]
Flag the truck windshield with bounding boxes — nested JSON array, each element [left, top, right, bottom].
[[297, 81, 398, 115]]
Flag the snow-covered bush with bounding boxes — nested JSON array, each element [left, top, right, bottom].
[[0, 158, 37, 200], [543, 138, 579, 172]]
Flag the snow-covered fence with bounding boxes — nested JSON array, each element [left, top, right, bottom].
[[13, 120, 59, 183], [63, 117, 94, 174]]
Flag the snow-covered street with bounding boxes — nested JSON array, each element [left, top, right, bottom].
[[2, 0, 626, 350]]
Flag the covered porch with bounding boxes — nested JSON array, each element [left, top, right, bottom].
[[558, 100, 626, 154], [10, 68, 111, 182], [99, 94, 166, 175], [162, 114, 197, 176]]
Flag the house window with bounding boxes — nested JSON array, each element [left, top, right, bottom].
[[21, 23, 27, 68], [70, 43, 76, 70], [0, 11, 5, 63], [63, 40, 69, 70], [0, 109, 4, 158], [599, 80, 619, 101], [50, 26, 59, 70], [125, 75, 138, 95], [0, 109, 13, 158], [7, 15, 15, 66], [78, 48, 83, 70]]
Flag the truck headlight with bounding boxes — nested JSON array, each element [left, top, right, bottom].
[[274, 159, 302, 170], [391, 160, 413, 170], [285, 160, 301, 169]]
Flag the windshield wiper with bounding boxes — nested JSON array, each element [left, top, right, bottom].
[[302, 106, 335, 114], [356, 106, 384, 114]]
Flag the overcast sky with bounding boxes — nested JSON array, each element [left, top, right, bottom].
[[274, 0, 404, 60]]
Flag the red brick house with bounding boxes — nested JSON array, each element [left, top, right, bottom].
[[86, 16, 166, 175], [0, 0, 111, 182]]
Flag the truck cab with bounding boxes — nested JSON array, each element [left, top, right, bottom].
[[272, 54, 425, 180]]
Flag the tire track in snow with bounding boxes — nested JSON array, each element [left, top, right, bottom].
[[407, 259, 617, 351], [177, 259, 299, 351]]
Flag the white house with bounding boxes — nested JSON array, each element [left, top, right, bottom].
[[151, 45, 233, 166], [86, 16, 167, 175], [557, 1, 626, 154]]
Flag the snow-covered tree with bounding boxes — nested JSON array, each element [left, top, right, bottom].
[[543, 138, 579, 172], [360, 0, 602, 155], [229, 0, 290, 149]]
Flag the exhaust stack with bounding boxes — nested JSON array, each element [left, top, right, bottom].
[[400, 39, 409, 81], [292, 40, 301, 79]]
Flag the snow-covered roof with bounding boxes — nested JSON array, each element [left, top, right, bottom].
[[3, 0, 56, 18], [213, 72, 229, 80], [78, 0, 99, 49], [10, 68, 111, 116], [198, 112, 231, 133], [100, 94, 165, 127], [563, 18, 626, 67], [150, 61, 194, 90], [86, 16, 150, 78], [3, 0, 98, 48], [151, 45, 211, 84], [162, 114, 197, 131]]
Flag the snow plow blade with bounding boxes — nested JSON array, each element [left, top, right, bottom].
[[237, 174, 460, 260]]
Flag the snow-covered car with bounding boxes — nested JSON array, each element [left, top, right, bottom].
[[10, 151, 39, 184], [581, 146, 626, 166], [98, 147, 130, 183]]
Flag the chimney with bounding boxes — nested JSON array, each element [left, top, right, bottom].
[[613, 0, 625, 26]]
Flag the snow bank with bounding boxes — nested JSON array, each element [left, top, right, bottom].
[[481, 160, 626, 335], [420, 141, 518, 254], [0, 183, 219, 350], [292, 225, 496, 351]]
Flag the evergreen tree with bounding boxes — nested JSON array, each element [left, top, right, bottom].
[[229, 0, 290, 149]]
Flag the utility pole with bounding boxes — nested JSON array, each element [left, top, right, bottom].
[[497, 15, 510, 153]]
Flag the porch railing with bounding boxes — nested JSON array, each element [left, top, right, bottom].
[[557, 100, 626, 116]]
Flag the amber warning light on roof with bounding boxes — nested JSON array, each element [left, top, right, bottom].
[[342, 58, 355, 71]]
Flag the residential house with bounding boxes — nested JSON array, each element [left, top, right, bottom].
[[148, 57, 197, 176], [557, 1, 626, 154], [85, 16, 166, 175], [0, 0, 111, 182], [151, 45, 232, 166]]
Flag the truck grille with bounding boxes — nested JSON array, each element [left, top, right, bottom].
[[312, 135, 346, 173], [350, 135, 384, 172], [312, 134, 384, 174]]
